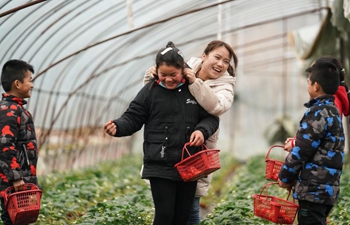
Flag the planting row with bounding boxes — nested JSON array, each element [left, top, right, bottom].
[[2, 152, 348, 224]]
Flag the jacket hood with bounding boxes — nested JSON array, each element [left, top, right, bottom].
[[334, 86, 350, 117]]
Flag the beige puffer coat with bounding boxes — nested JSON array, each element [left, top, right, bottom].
[[187, 57, 235, 197]]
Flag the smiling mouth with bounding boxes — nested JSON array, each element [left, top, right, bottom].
[[213, 67, 221, 73]]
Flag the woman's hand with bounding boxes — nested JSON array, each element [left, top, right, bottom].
[[184, 68, 196, 84], [189, 130, 204, 146], [104, 120, 117, 136], [150, 65, 156, 75]]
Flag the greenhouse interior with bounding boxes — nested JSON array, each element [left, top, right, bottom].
[[0, 0, 350, 224]]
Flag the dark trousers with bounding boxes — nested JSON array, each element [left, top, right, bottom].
[[149, 177, 197, 225], [187, 196, 201, 225], [297, 200, 333, 225], [1, 198, 13, 225]]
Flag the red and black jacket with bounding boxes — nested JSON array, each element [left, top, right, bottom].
[[0, 93, 38, 193]]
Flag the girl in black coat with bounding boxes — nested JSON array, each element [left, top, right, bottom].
[[104, 42, 219, 225]]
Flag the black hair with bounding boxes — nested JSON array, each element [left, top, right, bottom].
[[315, 56, 350, 105], [155, 41, 185, 72], [305, 59, 339, 95], [1, 59, 34, 92], [150, 41, 186, 89]]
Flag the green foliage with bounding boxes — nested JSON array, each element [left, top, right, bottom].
[[201, 155, 350, 225], [202, 156, 283, 224], [201, 153, 239, 207], [327, 162, 350, 225], [75, 190, 154, 225], [35, 154, 150, 225], [1, 153, 348, 225]]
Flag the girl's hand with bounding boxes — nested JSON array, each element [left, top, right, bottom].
[[184, 68, 196, 84], [189, 130, 204, 146], [104, 120, 117, 136]]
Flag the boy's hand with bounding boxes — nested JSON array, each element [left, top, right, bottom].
[[189, 130, 204, 146], [277, 178, 293, 190], [184, 68, 196, 84], [13, 179, 25, 192], [104, 120, 117, 136], [284, 137, 295, 152]]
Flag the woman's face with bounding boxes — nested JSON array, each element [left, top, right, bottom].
[[200, 46, 230, 80], [157, 64, 183, 89]]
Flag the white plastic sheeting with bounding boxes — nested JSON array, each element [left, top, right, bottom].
[[0, 0, 335, 164]]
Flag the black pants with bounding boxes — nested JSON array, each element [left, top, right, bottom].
[[1, 198, 13, 225], [297, 200, 333, 225], [149, 177, 197, 225]]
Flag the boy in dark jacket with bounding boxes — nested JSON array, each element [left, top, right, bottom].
[[278, 57, 345, 225], [0, 60, 39, 225]]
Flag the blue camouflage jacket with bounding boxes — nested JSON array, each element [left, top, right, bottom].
[[279, 95, 345, 205]]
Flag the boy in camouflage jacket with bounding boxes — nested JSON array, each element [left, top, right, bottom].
[[0, 60, 39, 225], [278, 57, 345, 225]]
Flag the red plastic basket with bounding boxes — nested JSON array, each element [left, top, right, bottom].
[[4, 183, 42, 225], [265, 145, 284, 181], [252, 182, 299, 224], [174, 142, 220, 182]]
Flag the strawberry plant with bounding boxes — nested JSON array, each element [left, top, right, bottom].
[[201, 155, 350, 225], [0, 152, 347, 225]]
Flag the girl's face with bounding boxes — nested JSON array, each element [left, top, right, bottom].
[[157, 64, 183, 89], [200, 46, 230, 80]]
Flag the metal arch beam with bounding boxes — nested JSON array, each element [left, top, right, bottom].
[[36, 5, 330, 146], [31, 0, 235, 81], [28, 0, 230, 141], [33, 2, 133, 137], [0, 1, 71, 65], [70, 77, 142, 165], [26, 0, 95, 62], [30, 1, 121, 129], [0, 0, 47, 18]]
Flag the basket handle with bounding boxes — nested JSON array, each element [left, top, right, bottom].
[[3, 183, 40, 201], [265, 145, 284, 161], [260, 182, 293, 201], [181, 142, 210, 160], [181, 142, 193, 160]]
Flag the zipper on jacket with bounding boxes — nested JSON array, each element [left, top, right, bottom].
[[161, 126, 169, 158], [186, 126, 191, 142]]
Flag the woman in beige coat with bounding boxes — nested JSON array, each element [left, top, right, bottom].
[[144, 40, 238, 225]]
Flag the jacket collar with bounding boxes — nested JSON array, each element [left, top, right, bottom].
[[2, 93, 27, 106], [304, 95, 335, 108]]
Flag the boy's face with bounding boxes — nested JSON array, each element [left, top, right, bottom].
[[307, 76, 318, 100], [16, 70, 33, 98]]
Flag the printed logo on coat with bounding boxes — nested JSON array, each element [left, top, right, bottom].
[[186, 99, 197, 105]]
